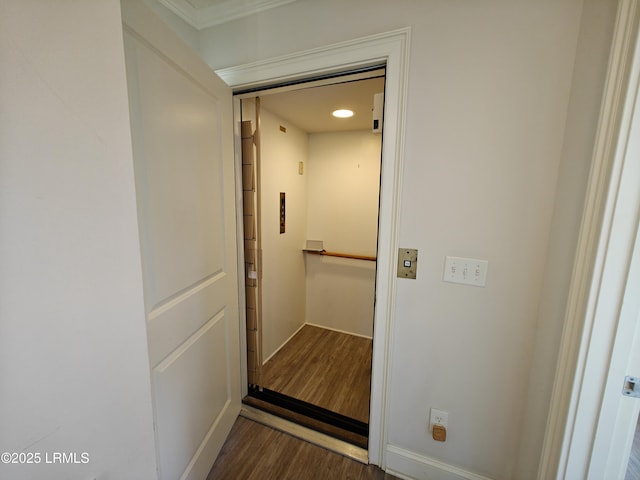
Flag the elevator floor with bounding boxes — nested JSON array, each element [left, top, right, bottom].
[[244, 325, 372, 447], [261, 325, 372, 423]]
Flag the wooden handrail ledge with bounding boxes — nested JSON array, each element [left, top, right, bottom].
[[303, 249, 377, 262]]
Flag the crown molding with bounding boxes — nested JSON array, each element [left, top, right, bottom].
[[157, 0, 299, 29]]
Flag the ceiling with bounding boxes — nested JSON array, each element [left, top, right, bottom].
[[158, 0, 300, 29], [257, 76, 385, 133]]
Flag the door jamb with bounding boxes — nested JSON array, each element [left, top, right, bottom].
[[538, 1, 640, 477], [217, 27, 411, 467]]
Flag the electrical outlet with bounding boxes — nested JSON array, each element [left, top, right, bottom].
[[429, 408, 449, 432]]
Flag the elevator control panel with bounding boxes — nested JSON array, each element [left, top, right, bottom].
[[397, 248, 418, 279], [280, 192, 285, 234]]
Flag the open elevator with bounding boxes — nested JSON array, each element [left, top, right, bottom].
[[237, 67, 386, 449]]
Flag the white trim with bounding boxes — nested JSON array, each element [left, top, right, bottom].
[[216, 28, 409, 91], [591, 205, 640, 478], [156, 0, 197, 28], [581, 9, 640, 476], [157, 0, 299, 30], [304, 322, 373, 340], [538, 1, 640, 478], [262, 323, 372, 366], [385, 445, 495, 480], [217, 27, 411, 468], [240, 405, 369, 464]]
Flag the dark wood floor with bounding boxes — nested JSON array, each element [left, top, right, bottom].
[[626, 414, 640, 480], [207, 416, 398, 480], [262, 325, 372, 423]]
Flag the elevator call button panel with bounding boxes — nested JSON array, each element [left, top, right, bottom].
[[397, 248, 418, 279]]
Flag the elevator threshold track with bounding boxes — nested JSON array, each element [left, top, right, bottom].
[[243, 388, 369, 450]]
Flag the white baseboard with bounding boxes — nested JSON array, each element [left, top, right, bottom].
[[385, 445, 495, 480], [305, 322, 373, 340], [262, 322, 373, 366]]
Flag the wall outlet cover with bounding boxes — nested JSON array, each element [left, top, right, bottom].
[[429, 408, 449, 431]]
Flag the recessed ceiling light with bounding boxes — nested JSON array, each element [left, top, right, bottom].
[[332, 109, 354, 118]]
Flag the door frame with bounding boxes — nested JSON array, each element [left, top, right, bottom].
[[216, 27, 411, 467], [538, 0, 640, 477]]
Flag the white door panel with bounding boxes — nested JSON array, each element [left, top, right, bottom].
[[146, 274, 228, 367], [153, 311, 232, 480], [122, 1, 240, 479], [132, 41, 225, 310]]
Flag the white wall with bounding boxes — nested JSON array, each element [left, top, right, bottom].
[[0, 2, 158, 480], [197, 1, 596, 478], [306, 131, 381, 256], [258, 106, 309, 361], [305, 131, 381, 337]]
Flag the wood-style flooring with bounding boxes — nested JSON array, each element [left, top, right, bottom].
[[626, 414, 640, 480], [261, 325, 372, 423], [207, 416, 399, 480]]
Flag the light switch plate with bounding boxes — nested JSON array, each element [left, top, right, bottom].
[[443, 256, 488, 287], [398, 248, 418, 279]]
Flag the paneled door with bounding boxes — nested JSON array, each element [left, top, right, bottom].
[[122, 1, 241, 479]]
